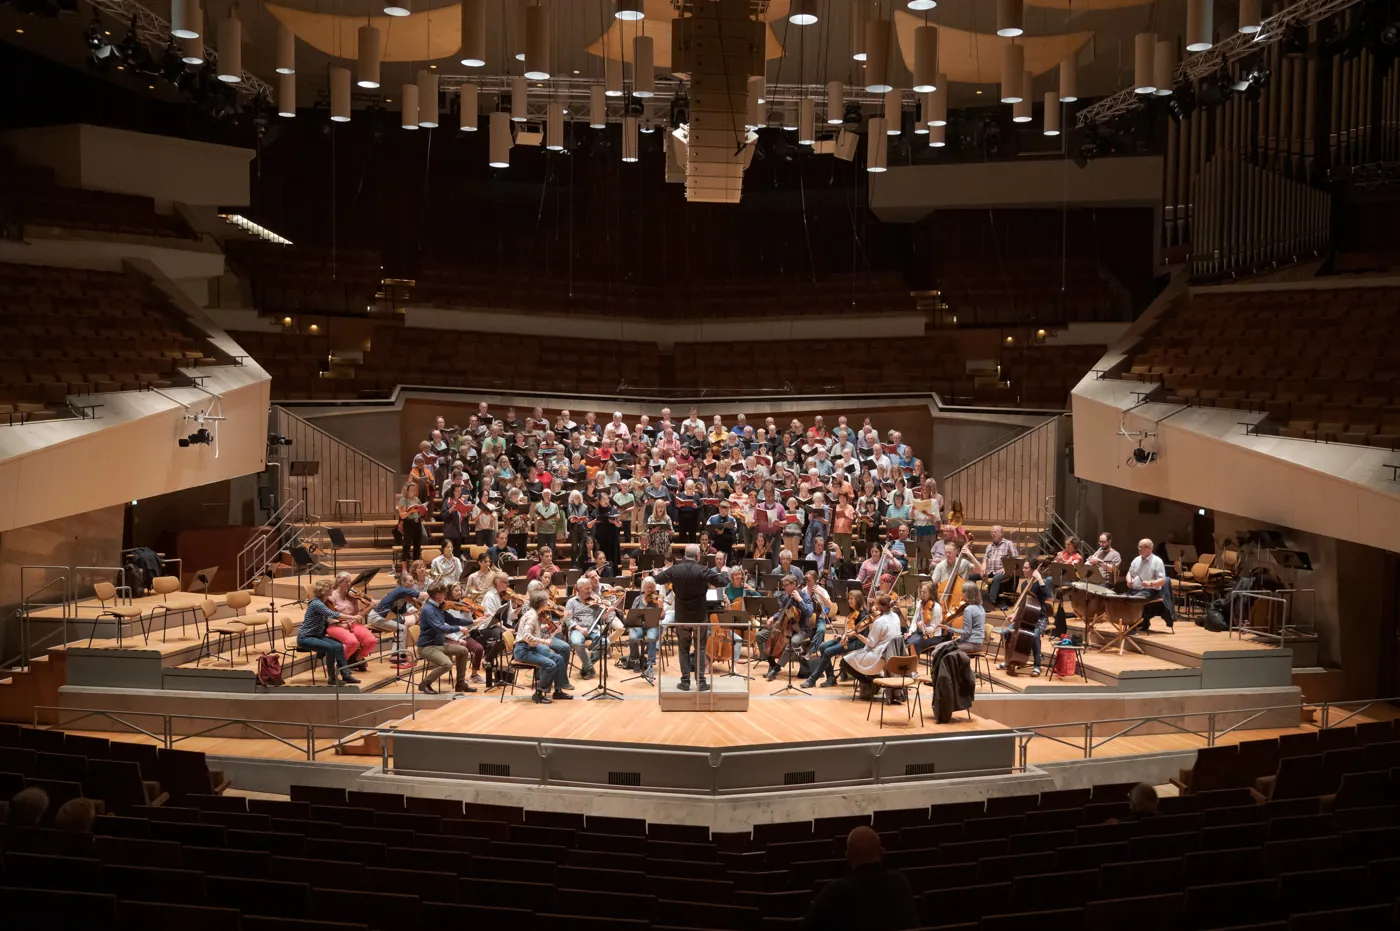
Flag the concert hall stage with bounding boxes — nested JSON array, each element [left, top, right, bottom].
[[387, 691, 1022, 795]]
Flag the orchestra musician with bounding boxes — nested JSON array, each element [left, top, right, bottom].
[[838, 592, 905, 702], [996, 561, 1052, 677], [415, 582, 474, 695], [324, 572, 377, 673], [512, 589, 570, 704], [905, 581, 945, 655], [560, 577, 607, 680], [1128, 538, 1175, 633], [624, 576, 666, 684], [1085, 532, 1122, 582], [969, 525, 1019, 606], [442, 582, 486, 687], [803, 588, 871, 689], [755, 575, 814, 682], [297, 579, 360, 685], [429, 540, 463, 587], [1054, 537, 1084, 565], [365, 571, 424, 670], [651, 543, 729, 693]]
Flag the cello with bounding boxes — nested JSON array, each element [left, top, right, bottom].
[[1002, 569, 1045, 675], [937, 534, 974, 615]]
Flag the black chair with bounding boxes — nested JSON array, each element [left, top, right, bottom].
[[1, 826, 94, 856], [982, 908, 1085, 931], [186, 793, 249, 813], [1053, 842, 1131, 870], [0, 885, 117, 930], [420, 902, 530, 924], [309, 888, 421, 928], [345, 790, 405, 812], [181, 844, 273, 878], [935, 839, 1007, 865], [204, 876, 312, 918], [86, 759, 164, 812], [522, 808, 586, 829], [403, 796, 464, 818], [1, 851, 104, 891], [311, 805, 375, 827], [289, 785, 348, 806], [93, 814, 151, 838], [1012, 869, 1100, 908], [922, 883, 1012, 925], [363, 865, 459, 902], [102, 864, 206, 905], [1007, 829, 1077, 854], [116, 900, 242, 931], [1083, 892, 1184, 931], [34, 751, 88, 783], [1332, 771, 1391, 809], [149, 820, 227, 848], [275, 856, 364, 886], [157, 748, 228, 798], [204, 810, 273, 832], [1277, 866, 1376, 915], [553, 888, 657, 922], [1286, 905, 1392, 931], [976, 852, 1044, 883], [1038, 787, 1093, 809], [1183, 845, 1266, 885], [1182, 879, 1279, 928], [984, 794, 1039, 817], [1024, 808, 1086, 833], [95, 835, 184, 867], [107, 741, 161, 783], [304, 838, 387, 867], [1099, 856, 1185, 897]]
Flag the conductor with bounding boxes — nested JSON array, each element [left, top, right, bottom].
[[653, 543, 729, 693]]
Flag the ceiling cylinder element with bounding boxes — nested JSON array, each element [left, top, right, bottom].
[[864, 17, 893, 93], [789, 0, 819, 25], [356, 24, 380, 89], [912, 25, 938, 93], [866, 117, 888, 172], [606, 55, 623, 96], [401, 82, 420, 130], [929, 73, 947, 125], [511, 75, 528, 121], [1043, 90, 1060, 135], [929, 123, 946, 146], [884, 88, 902, 134], [171, 0, 201, 40], [1239, 0, 1261, 33], [1187, 0, 1214, 52], [277, 71, 296, 117], [1154, 39, 1177, 95], [417, 70, 439, 127], [798, 98, 816, 144], [616, 0, 644, 21], [997, 0, 1023, 37], [1059, 53, 1078, 101], [547, 102, 565, 150], [633, 35, 655, 97], [622, 115, 639, 161], [459, 83, 479, 131], [1134, 32, 1157, 94], [489, 110, 511, 167], [460, 0, 486, 66], [826, 79, 844, 124], [590, 85, 607, 127], [216, 12, 241, 83], [330, 67, 351, 122], [850, 0, 867, 60], [275, 22, 295, 74], [524, 4, 550, 81], [1012, 71, 1032, 121], [180, 34, 204, 65], [1001, 42, 1024, 103]]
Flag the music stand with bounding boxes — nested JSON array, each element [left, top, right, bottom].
[[287, 545, 318, 607], [717, 609, 752, 679], [193, 566, 220, 597], [326, 528, 348, 574], [1272, 549, 1313, 571], [583, 605, 626, 702], [620, 607, 662, 684], [289, 460, 321, 523]]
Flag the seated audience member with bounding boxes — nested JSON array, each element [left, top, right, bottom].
[[54, 797, 97, 833], [800, 826, 919, 931], [8, 787, 50, 826], [1103, 782, 1160, 824]]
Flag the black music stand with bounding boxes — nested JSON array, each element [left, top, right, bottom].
[[717, 610, 751, 679], [290, 460, 321, 523], [286, 545, 318, 607], [193, 566, 220, 597], [326, 528, 348, 574], [620, 607, 662, 684], [583, 608, 625, 702], [770, 626, 811, 697]]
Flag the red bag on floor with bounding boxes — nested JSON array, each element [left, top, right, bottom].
[[1053, 647, 1078, 678]]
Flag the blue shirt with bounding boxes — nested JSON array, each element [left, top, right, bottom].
[[373, 586, 420, 617], [772, 590, 814, 634], [298, 598, 341, 640], [416, 599, 461, 648], [959, 604, 987, 645]]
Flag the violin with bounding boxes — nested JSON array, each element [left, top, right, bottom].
[[443, 597, 486, 617], [349, 586, 374, 609]]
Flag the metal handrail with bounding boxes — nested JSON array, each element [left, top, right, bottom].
[[944, 415, 1061, 481], [237, 499, 306, 590]]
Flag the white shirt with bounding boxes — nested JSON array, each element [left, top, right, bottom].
[[1128, 553, 1167, 591], [911, 599, 944, 636], [430, 555, 463, 586], [844, 611, 902, 676]]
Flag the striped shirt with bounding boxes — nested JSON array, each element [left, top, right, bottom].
[[298, 599, 341, 640], [983, 539, 1019, 577]]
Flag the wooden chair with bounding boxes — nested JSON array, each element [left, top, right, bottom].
[[90, 580, 146, 647], [868, 654, 922, 728], [195, 600, 248, 667], [225, 590, 274, 653], [150, 575, 197, 643], [277, 613, 320, 684]]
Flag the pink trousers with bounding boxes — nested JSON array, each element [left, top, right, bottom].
[[327, 623, 376, 662]]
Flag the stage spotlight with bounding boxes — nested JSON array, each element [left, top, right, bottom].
[[160, 40, 185, 83], [842, 102, 863, 125], [1167, 84, 1196, 121], [179, 428, 214, 448], [1382, 21, 1400, 45], [267, 432, 294, 447], [1131, 444, 1157, 465]]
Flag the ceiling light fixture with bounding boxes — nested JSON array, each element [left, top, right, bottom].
[[401, 81, 420, 129], [798, 97, 816, 144], [884, 88, 902, 134], [330, 67, 351, 122], [622, 114, 639, 161], [1001, 42, 1023, 102], [459, 83, 478, 130], [929, 72, 947, 125], [459, 0, 485, 66], [907, 0, 936, 10], [616, 0, 644, 22], [383, 0, 410, 18], [1154, 39, 1176, 95], [850, 0, 867, 60], [912, 24, 938, 93], [1133, 32, 1156, 93], [864, 17, 893, 93], [606, 55, 623, 96], [826, 79, 844, 124], [633, 34, 655, 97], [489, 111, 511, 166], [546, 102, 564, 149], [997, 0, 1023, 38], [171, 0, 201, 40], [866, 117, 888, 171], [524, 4, 550, 80], [275, 22, 294, 74], [216, 10, 241, 83], [1187, 0, 1214, 52], [511, 75, 528, 121], [417, 70, 438, 127], [180, 35, 204, 65], [1012, 71, 1032, 121], [789, 0, 818, 26], [1042, 90, 1059, 134], [929, 123, 946, 147], [356, 24, 380, 88], [590, 85, 606, 127], [1059, 53, 1078, 101], [278, 71, 296, 117], [1238, 0, 1261, 34]]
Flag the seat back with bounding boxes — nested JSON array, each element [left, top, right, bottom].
[[93, 581, 117, 603], [152, 576, 181, 598], [226, 590, 252, 613], [885, 654, 918, 678]]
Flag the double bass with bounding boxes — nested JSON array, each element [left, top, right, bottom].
[[937, 534, 974, 614], [1002, 570, 1045, 674]]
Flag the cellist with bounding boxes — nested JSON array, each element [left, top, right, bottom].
[[997, 560, 1052, 677], [755, 575, 813, 682]]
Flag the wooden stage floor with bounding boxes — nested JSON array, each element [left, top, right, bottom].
[[392, 689, 1006, 747]]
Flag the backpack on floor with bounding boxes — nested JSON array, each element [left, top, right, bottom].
[[256, 653, 284, 687], [1204, 599, 1230, 632]]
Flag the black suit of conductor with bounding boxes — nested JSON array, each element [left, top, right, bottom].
[[653, 555, 729, 688]]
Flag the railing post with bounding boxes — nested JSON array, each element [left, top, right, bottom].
[[1208, 712, 1216, 746], [307, 724, 315, 761], [1084, 722, 1092, 759], [382, 733, 390, 773]]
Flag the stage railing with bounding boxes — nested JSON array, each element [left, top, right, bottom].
[[944, 415, 1062, 529], [272, 405, 398, 522]]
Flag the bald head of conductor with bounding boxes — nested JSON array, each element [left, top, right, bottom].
[[683, 543, 700, 561], [846, 826, 884, 868]]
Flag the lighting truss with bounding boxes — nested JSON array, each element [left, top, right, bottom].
[[1076, 0, 1364, 129], [86, 0, 272, 99], [437, 75, 883, 113]]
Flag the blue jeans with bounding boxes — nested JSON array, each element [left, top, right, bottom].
[[567, 629, 597, 675], [512, 641, 559, 693], [548, 637, 575, 687], [298, 634, 347, 682], [812, 636, 856, 681], [628, 626, 659, 671]]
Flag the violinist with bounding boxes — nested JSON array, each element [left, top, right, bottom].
[[366, 571, 423, 669], [325, 571, 377, 673], [591, 545, 615, 580], [560, 577, 606, 680], [804, 569, 834, 649], [479, 572, 520, 627], [839, 592, 906, 702], [905, 580, 945, 655], [997, 560, 1051, 676], [803, 589, 870, 688], [755, 575, 814, 682], [443, 583, 485, 686], [512, 589, 568, 704], [416, 582, 474, 694], [625, 576, 665, 684]]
